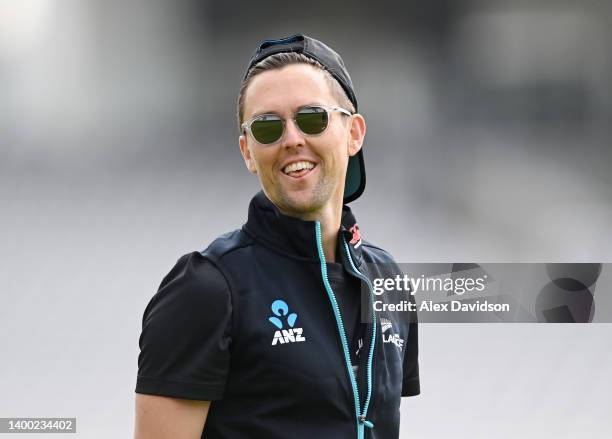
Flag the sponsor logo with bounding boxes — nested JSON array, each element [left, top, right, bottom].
[[380, 318, 404, 350], [348, 224, 362, 249], [268, 299, 306, 346]]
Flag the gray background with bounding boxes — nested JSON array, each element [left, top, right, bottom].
[[1, 0, 611, 437]]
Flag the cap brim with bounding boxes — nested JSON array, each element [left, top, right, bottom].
[[343, 149, 366, 204]]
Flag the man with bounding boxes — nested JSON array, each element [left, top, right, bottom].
[[135, 34, 419, 439]]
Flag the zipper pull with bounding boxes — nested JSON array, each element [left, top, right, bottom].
[[359, 416, 374, 429]]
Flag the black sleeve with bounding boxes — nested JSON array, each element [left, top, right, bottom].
[[402, 298, 420, 397], [136, 251, 232, 401]]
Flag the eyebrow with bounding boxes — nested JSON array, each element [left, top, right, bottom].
[[249, 102, 325, 119]]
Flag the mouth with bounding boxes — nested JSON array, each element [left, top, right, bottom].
[[281, 160, 317, 179]]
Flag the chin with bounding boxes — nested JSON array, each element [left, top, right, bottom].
[[276, 190, 326, 216]]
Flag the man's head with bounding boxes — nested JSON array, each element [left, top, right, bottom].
[[237, 35, 366, 219], [237, 52, 355, 126]]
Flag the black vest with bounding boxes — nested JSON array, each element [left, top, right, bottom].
[[201, 191, 413, 439]]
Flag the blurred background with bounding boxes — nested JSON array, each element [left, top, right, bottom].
[[1, 0, 611, 437]]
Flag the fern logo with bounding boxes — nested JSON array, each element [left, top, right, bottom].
[[380, 318, 404, 350], [381, 318, 393, 334], [268, 299, 306, 346]]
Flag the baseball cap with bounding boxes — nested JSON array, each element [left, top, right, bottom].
[[244, 34, 366, 204]]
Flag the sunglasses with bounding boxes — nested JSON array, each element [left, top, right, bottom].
[[241, 105, 352, 145]]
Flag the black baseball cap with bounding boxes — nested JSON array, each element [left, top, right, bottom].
[[243, 34, 366, 204]]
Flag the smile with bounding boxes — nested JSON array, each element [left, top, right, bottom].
[[282, 161, 317, 178]]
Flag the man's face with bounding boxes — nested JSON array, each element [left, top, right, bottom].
[[239, 63, 364, 218]]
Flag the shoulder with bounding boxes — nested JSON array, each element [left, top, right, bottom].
[[147, 228, 253, 311], [146, 251, 229, 316], [159, 250, 225, 287], [199, 228, 255, 263], [360, 239, 398, 264]]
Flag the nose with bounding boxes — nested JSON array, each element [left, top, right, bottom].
[[280, 118, 305, 149]]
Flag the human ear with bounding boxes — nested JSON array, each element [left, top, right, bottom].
[[347, 113, 366, 156], [239, 135, 258, 174]]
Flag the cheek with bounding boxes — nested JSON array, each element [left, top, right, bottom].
[[251, 148, 277, 175], [322, 130, 351, 167], [332, 124, 351, 152]]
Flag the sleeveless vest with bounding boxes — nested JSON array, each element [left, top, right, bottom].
[[201, 191, 414, 439]]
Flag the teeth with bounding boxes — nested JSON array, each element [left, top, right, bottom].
[[283, 161, 315, 174]]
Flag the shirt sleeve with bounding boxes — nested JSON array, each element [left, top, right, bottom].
[[401, 297, 420, 397], [136, 251, 232, 401]]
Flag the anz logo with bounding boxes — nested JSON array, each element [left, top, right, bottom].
[[268, 299, 306, 346]]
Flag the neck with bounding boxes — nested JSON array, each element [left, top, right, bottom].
[[277, 200, 343, 263], [316, 204, 342, 263]]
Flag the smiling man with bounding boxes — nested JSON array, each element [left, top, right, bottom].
[[135, 34, 420, 439]]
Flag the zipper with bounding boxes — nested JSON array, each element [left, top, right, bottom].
[[342, 236, 377, 438], [314, 221, 376, 439]]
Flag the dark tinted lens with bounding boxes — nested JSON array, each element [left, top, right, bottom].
[[251, 116, 283, 144], [296, 107, 328, 135]]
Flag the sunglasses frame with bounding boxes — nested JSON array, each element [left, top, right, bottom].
[[241, 105, 353, 145]]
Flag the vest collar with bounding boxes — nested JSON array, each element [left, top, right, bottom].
[[243, 191, 363, 265]]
